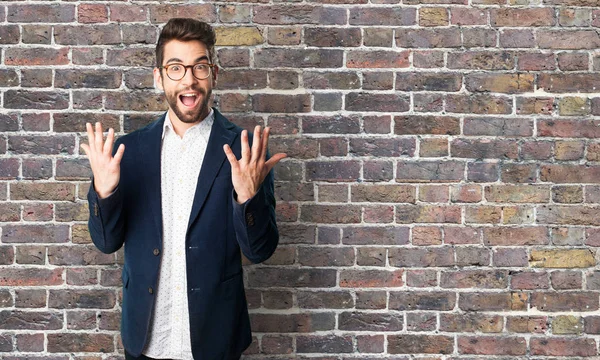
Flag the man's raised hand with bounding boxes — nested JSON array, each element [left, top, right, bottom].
[[80, 122, 125, 199], [223, 126, 286, 204]]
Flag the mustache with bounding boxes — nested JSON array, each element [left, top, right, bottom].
[[177, 87, 207, 95]]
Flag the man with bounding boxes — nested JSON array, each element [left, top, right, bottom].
[[82, 18, 285, 360]]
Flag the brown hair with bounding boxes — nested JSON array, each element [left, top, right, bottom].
[[155, 18, 217, 68]]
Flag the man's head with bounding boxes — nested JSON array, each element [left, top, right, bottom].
[[154, 18, 218, 125]]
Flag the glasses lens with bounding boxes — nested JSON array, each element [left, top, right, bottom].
[[166, 65, 184, 80], [192, 64, 210, 79]]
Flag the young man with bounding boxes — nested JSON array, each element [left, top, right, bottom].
[[82, 18, 285, 360]]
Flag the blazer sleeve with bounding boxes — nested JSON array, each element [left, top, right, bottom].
[[232, 168, 279, 264], [86, 139, 126, 254]]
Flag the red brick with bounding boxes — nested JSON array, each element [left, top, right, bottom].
[[446, 94, 512, 114], [149, 4, 216, 23], [388, 335, 453, 354], [389, 291, 455, 311], [511, 271, 550, 290], [460, 292, 528, 311], [267, 27, 301, 45], [390, 247, 453, 267], [349, 8, 416, 26], [531, 292, 598, 311], [254, 5, 345, 25], [483, 227, 548, 246], [340, 269, 403, 288], [347, 50, 409, 68], [247, 267, 336, 288], [442, 270, 509, 289], [412, 226, 443, 245], [418, 185, 449, 203], [109, 4, 147, 22], [396, 72, 462, 92], [541, 164, 600, 183], [491, 8, 555, 26], [5, 90, 69, 110], [458, 336, 527, 355], [518, 52, 557, 71], [8, 4, 75, 23], [305, 27, 361, 47], [47, 334, 114, 353], [538, 30, 600, 49], [339, 312, 403, 331], [54, 25, 121, 45], [261, 335, 293, 354], [530, 337, 596, 356], [451, 139, 518, 159], [442, 313, 503, 333], [451, 8, 487, 25], [346, 93, 409, 112], [539, 119, 600, 138], [396, 28, 461, 48], [296, 335, 353, 353], [396, 161, 464, 182], [5, 48, 68, 66], [0, 25, 20, 44], [342, 226, 409, 245], [250, 313, 334, 332], [444, 227, 480, 245], [78, 4, 108, 23], [448, 51, 514, 70], [464, 117, 533, 136], [414, 51, 445, 68], [558, 52, 589, 71]]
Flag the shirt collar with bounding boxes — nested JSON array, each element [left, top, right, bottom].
[[162, 108, 214, 140]]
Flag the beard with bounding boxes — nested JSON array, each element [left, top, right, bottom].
[[164, 86, 212, 124]]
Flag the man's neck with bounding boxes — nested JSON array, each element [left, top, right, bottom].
[[167, 109, 209, 138]]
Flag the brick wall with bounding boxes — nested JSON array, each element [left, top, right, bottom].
[[1, 0, 599, 358]]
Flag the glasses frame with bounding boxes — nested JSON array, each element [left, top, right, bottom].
[[159, 63, 216, 81]]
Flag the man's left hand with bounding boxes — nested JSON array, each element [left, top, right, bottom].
[[223, 126, 287, 204]]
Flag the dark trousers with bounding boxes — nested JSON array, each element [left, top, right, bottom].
[[125, 351, 162, 360], [125, 350, 240, 360]]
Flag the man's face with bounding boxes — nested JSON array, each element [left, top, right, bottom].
[[153, 39, 217, 124]]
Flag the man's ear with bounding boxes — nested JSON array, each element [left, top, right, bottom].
[[153, 67, 164, 91], [212, 65, 218, 87]]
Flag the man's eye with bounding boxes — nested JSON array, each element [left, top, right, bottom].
[[194, 64, 208, 70], [170, 65, 182, 72]]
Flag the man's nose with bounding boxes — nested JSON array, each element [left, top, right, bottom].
[[180, 66, 198, 85]]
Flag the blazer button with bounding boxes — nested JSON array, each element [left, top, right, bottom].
[[245, 213, 254, 226], [148, 287, 153, 294], [94, 203, 99, 217], [153, 248, 160, 256]]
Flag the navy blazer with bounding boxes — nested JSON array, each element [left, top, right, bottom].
[[87, 108, 279, 359]]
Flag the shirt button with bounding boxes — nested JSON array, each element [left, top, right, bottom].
[[148, 287, 153, 294], [153, 248, 160, 256], [246, 213, 255, 226]]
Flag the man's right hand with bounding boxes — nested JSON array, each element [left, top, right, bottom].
[[80, 122, 125, 199]]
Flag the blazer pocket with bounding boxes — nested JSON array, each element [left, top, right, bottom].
[[222, 270, 242, 284], [122, 268, 130, 289]]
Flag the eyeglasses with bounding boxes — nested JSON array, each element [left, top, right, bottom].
[[159, 63, 216, 81]]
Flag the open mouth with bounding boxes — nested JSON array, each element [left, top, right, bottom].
[[179, 93, 200, 109]]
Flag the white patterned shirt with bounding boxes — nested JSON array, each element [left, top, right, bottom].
[[143, 110, 214, 359]]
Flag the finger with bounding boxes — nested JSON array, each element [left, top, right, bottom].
[[85, 123, 95, 155], [80, 143, 91, 157], [112, 144, 125, 166], [103, 128, 114, 156], [223, 144, 239, 170], [94, 122, 103, 153], [259, 127, 271, 161], [264, 152, 287, 172], [251, 125, 262, 162], [240, 130, 250, 163]]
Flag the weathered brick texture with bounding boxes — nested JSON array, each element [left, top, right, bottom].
[[0, 0, 599, 358]]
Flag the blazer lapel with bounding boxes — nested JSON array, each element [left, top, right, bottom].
[[138, 113, 166, 240], [187, 109, 237, 232]]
